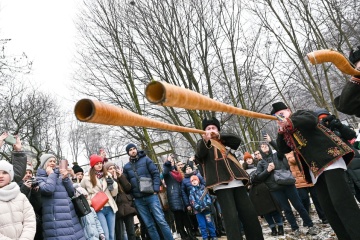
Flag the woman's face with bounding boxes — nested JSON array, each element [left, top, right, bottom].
[[107, 165, 116, 175], [0, 170, 11, 188], [46, 158, 57, 169], [94, 162, 103, 171], [260, 144, 269, 153], [185, 166, 193, 174], [245, 158, 253, 164]]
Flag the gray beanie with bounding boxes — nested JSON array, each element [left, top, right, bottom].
[[39, 154, 57, 169], [0, 160, 14, 181]]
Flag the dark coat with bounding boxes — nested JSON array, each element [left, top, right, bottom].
[[195, 133, 249, 188], [253, 142, 290, 192], [249, 182, 281, 216], [115, 174, 137, 218], [123, 150, 160, 198], [11, 151, 27, 183], [181, 171, 205, 207], [162, 161, 185, 211], [347, 157, 360, 189], [36, 168, 85, 240], [334, 80, 360, 117], [276, 110, 354, 183]]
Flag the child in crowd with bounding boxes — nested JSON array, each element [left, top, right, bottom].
[[189, 175, 217, 240], [73, 185, 105, 240], [0, 160, 36, 239]]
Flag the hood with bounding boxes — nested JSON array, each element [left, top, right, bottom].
[[259, 142, 274, 160]]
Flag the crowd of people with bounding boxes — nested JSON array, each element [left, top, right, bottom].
[[1, 47, 360, 240]]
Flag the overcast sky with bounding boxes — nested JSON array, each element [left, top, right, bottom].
[[0, 0, 81, 108]]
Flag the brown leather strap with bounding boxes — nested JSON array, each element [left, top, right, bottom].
[[210, 139, 243, 170]]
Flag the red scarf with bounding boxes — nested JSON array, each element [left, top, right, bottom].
[[170, 170, 183, 182]]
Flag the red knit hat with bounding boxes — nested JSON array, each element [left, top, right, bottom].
[[243, 152, 253, 160], [90, 154, 103, 168], [190, 175, 199, 182]]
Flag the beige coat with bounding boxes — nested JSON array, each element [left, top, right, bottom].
[[81, 172, 118, 213], [0, 182, 36, 240]]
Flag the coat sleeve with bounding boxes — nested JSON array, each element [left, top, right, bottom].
[[118, 174, 132, 193], [19, 196, 36, 240], [62, 177, 75, 198], [253, 160, 271, 182], [11, 151, 27, 183], [276, 133, 292, 155], [162, 161, 172, 176], [181, 181, 190, 207], [195, 139, 211, 163], [290, 110, 318, 130], [147, 158, 160, 192], [38, 173, 57, 196]]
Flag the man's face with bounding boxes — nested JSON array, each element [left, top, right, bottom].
[[275, 109, 291, 119], [260, 144, 269, 153], [254, 151, 262, 160], [128, 147, 137, 157], [23, 170, 33, 181], [205, 124, 219, 134]]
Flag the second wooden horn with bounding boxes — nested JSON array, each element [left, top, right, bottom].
[[307, 49, 360, 76], [145, 81, 277, 121], [74, 99, 205, 134]]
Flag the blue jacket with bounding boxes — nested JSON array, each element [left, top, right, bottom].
[[189, 184, 212, 214], [80, 208, 104, 240], [36, 168, 85, 240], [181, 171, 205, 207], [162, 161, 185, 211], [123, 151, 160, 198]]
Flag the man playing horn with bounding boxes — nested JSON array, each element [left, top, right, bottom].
[[334, 46, 360, 116], [195, 117, 264, 240], [272, 102, 360, 240]]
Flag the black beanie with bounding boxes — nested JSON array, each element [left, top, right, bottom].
[[202, 117, 220, 131], [72, 164, 84, 174], [349, 46, 360, 65], [270, 102, 288, 115], [126, 143, 137, 155]]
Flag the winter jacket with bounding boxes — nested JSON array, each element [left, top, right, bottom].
[[181, 171, 205, 207], [123, 150, 160, 198], [80, 172, 118, 213], [334, 78, 360, 117], [162, 161, 185, 211], [0, 182, 36, 240], [189, 184, 212, 214], [115, 174, 137, 218], [11, 151, 27, 183], [80, 208, 104, 240], [195, 133, 249, 188], [36, 168, 85, 240], [254, 142, 291, 191], [277, 110, 354, 183], [347, 157, 360, 190], [286, 151, 313, 188]]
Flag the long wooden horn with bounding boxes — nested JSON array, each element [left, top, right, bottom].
[[145, 81, 277, 121], [74, 99, 205, 134], [307, 49, 360, 76]]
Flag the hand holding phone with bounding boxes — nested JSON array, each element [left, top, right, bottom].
[[4, 134, 16, 145], [59, 159, 68, 170]]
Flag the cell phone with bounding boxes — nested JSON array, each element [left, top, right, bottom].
[[4, 134, 16, 145], [59, 159, 68, 170]]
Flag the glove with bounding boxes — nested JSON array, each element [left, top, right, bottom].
[[329, 119, 342, 130], [321, 115, 335, 125], [106, 177, 114, 191]]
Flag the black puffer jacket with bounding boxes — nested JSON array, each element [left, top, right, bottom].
[[254, 142, 291, 191]]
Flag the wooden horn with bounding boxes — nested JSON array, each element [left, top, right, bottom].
[[145, 81, 277, 121], [74, 99, 206, 134], [307, 49, 360, 76]]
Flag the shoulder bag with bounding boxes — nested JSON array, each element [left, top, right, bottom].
[[91, 178, 109, 212], [131, 162, 154, 194], [273, 169, 296, 185], [72, 188, 91, 217]]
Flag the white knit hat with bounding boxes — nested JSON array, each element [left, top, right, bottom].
[[0, 160, 14, 181]]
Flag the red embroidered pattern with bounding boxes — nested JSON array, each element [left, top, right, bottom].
[[327, 147, 341, 157]]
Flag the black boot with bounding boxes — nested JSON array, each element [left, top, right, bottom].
[[179, 229, 190, 240], [271, 227, 278, 236], [186, 228, 198, 240], [278, 225, 284, 236]]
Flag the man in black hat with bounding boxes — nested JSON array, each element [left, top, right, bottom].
[[334, 46, 360, 117], [272, 102, 360, 239], [196, 117, 263, 240]]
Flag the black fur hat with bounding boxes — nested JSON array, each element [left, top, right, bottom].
[[202, 117, 220, 131], [270, 102, 288, 115], [349, 46, 360, 65]]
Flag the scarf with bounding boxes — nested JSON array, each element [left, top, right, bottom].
[[170, 170, 183, 182], [184, 171, 196, 178], [0, 182, 20, 202], [95, 171, 104, 179]]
